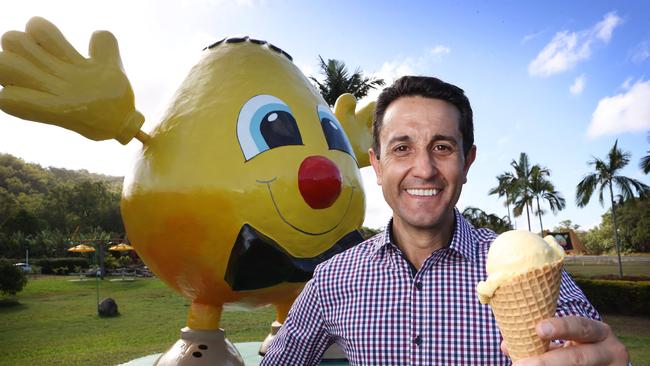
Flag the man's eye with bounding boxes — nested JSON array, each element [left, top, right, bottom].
[[394, 145, 409, 152], [433, 144, 453, 153]]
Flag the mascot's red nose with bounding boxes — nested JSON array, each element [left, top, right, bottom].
[[298, 156, 342, 209]]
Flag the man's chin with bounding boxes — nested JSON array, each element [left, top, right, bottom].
[[394, 208, 454, 231]]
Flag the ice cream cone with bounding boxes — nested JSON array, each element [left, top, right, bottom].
[[489, 259, 563, 362]]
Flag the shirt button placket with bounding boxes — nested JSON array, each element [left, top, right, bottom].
[[413, 335, 422, 346], [411, 276, 424, 365]]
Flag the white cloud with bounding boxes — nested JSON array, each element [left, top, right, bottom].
[[430, 45, 451, 59], [360, 167, 392, 229], [497, 136, 510, 146], [295, 60, 317, 81], [521, 29, 546, 44], [587, 79, 650, 138], [621, 77, 633, 90], [359, 46, 451, 105], [528, 11, 622, 77], [594, 12, 622, 42], [570, 74, 586, 95], [359, 59, 417, 106], [631, 41, 650, 63]]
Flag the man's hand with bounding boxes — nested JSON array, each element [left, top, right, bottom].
[[503, 316, 629, 366], [0, 17, 144, 144]]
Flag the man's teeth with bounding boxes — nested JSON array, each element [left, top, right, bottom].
[[406, 188, 440, 196]]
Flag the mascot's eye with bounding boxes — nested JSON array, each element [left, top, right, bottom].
[[238, 95, 303, 160], [317, 105, 354, 157]]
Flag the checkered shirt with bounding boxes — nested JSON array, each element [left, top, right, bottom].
[[261, 209, 601, 365]]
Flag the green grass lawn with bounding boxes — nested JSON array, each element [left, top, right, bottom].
[[565, 262, 650, 278], [1, 274, 648, 365], [0, 276, 275, 366], [603, 315, 650, 366]]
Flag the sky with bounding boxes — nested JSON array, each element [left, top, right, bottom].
[[1, 0, 649, 232]]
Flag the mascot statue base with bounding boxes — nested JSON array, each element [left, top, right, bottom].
[[155, 327, 244, 366]]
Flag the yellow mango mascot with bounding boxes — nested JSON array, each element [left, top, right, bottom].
[[0, 17, 375, 365]]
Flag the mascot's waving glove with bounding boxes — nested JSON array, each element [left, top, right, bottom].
[[0, 16, 145, 144]]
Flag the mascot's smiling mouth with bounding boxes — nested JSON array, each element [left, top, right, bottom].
[[225, 224, 363, 291], [256, 177, 355, 236]]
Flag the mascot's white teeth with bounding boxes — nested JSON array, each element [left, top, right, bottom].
[[406, 188, 440, 197]]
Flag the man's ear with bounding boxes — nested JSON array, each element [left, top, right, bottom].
[[369, 148, 382, 185], [463, 145, 477, 184]]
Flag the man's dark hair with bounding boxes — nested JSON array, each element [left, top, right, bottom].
[[372, 76, 474, 158]]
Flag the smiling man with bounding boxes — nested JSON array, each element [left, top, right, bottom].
[[261, 76, 629, 365]]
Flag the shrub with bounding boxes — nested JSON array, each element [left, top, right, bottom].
[[103, 255, 119, 270], [35, 257, 89, 274], [117, 256, 131, 267], [575, 278, 650, 316], [0, 260, 28, 296]]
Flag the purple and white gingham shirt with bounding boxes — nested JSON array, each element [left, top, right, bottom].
[[262, 209, 600, 365]]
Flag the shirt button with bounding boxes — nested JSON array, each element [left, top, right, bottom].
[[415, 281, 423, 290], [413, 335, 422, 346]]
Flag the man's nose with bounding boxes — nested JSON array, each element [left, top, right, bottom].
[[411, 150, 437, 178]]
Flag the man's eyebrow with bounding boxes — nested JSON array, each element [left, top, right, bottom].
[[386, 135, 411, 146], [386, 134, 460, 147], [431, 134, 459, 145]]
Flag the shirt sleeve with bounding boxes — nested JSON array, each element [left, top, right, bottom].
[[555, 270, 602, 321], [260, 271, 331, 366]]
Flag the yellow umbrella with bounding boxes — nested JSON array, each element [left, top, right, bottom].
[[68, 244, 96, 253], [108, 243, 134, 251], [68, 244, 95, 281]]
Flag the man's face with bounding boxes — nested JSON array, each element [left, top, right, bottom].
[[369, 96, 476, 233]]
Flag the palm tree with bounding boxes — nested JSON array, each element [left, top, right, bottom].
[[576, 140, 649, 277], [488, 172, 516, 228], [461, 206, 512, 233], [641, 132, 650, 174], [510, 153, 535, 231], [529, 165, 566, 233], [310, 56, 385, 106]]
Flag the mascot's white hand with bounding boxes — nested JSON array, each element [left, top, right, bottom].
[[0, 17, 144, 144]]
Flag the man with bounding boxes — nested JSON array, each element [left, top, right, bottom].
[[261, 76, 628, 365]]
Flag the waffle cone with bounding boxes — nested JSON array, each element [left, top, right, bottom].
[[490, 259, 563, 362]]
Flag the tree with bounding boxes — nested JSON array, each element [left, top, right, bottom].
[[576, 140, 649, 276], [509, 153, 535, 231], [0, 260, 28, 297], [310, 56, 385, 106], [641, 132, 650, 174], [554, 220, 580, 231], [529, 165, 565, 233], [359, 226, 381, 240], [488, 172, 516, 228], [507, 153, 564, 232], [462, 206, 512, 233], [612, 195, 650, 253]]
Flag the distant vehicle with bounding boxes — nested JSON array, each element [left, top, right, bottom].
[[14, 263, 31, 273]]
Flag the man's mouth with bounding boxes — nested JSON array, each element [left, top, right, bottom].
[[406, 188, 440, 197]]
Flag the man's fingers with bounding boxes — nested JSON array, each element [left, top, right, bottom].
[[537, 317, 610, 343], [500, 341, 509, 355], [513, 343, 614, 366], [25, 17, 84, 64], [1, 30, 66, 75], [89, 31, 123, 68], [0, 52, 62, 93]]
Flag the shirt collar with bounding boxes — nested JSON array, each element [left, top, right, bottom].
[[370, 208, 477, 263], [448, 208, 477, 263]]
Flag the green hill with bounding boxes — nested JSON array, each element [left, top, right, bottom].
[[0, 153, 124, 259]]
